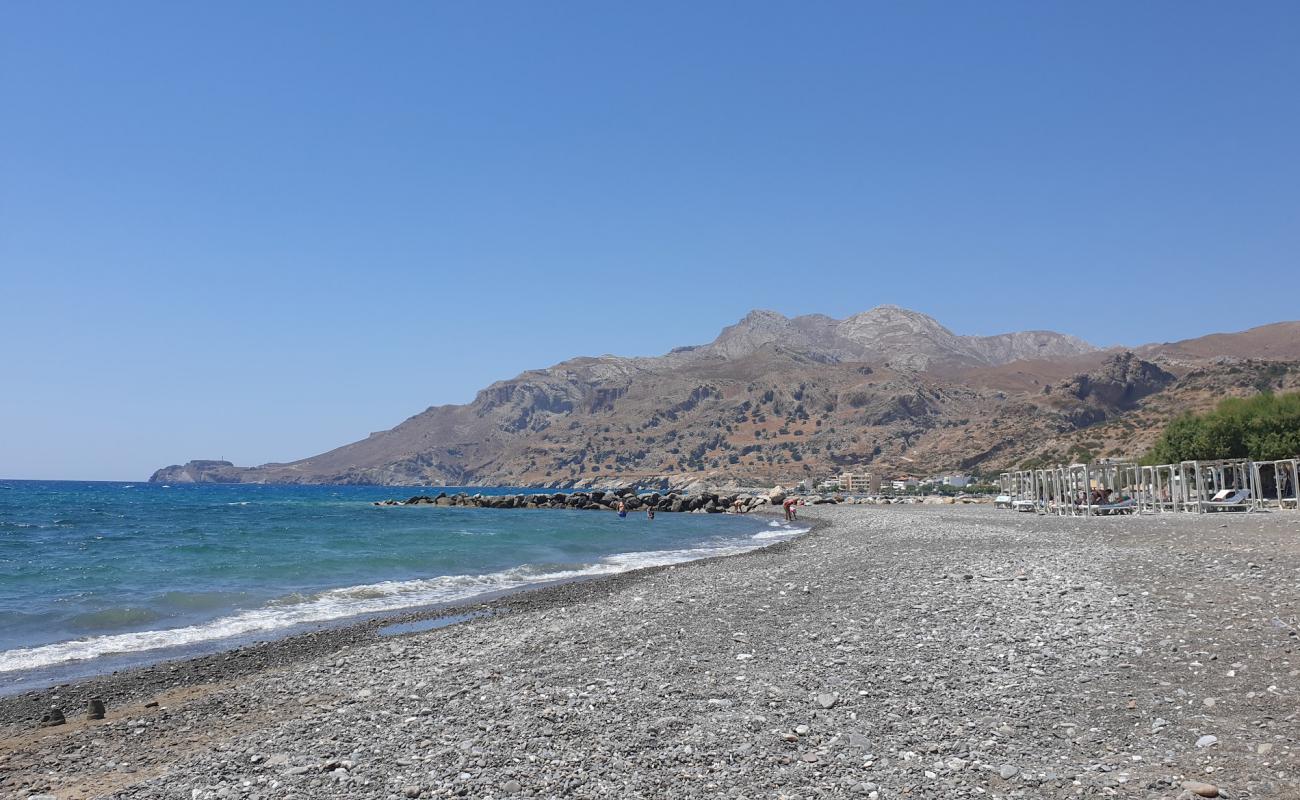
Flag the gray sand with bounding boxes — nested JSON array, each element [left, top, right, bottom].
[[2, 505, 1297, 799]]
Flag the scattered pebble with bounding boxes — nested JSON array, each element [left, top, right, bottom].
[[2, 506, 1296, 799]]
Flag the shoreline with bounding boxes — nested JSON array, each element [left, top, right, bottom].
[[4, 505, 1295, 799], [0, 511, 818, 729]]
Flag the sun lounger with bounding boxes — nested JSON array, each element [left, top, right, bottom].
[[1202, 489, 1250, 511], [1089, 498, 1136, 516], [994, 495, 1013, 509], [1011, 499, 1037, 512]]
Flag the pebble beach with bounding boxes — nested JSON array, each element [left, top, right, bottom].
[[2, 505, 1297, 799]]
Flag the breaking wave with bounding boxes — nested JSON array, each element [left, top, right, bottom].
[[752, 521, 810, 539], [0, 528, 805, 674]]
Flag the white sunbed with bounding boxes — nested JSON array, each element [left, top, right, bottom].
[[1011, 499, 1037, 512], [1202, 489, 1250, 511], [994, 495, 1013, 509]]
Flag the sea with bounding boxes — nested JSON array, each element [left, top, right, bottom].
[[0, 480, 802, 693]]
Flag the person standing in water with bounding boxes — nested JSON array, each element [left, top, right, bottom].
[[646, 505, 655, 520], [617, 500, 628, 518]]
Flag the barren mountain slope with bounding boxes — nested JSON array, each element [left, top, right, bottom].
[[1006, 357, 1300, 469], [1138, 320, 1300, 362], [151, 310, 1297, 487]]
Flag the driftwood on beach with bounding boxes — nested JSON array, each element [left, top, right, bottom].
[[374, 489, 773, 513]]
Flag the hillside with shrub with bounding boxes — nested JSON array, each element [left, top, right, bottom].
[[1144, 392, 1300, 464]]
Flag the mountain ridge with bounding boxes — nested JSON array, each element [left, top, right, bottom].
[[683, 305, 1096, 369], [150, 309, 1299, 487]]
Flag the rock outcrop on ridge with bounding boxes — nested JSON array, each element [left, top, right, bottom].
[[698, 306, 1095, 370]]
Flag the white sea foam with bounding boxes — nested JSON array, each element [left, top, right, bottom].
[[753, 522, 809, 540], [0, 531, 804, 674]]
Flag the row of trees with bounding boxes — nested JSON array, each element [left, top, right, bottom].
[[1144, 391, 1300, 464]]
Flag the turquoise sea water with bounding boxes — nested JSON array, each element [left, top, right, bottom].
[[0, 481, 798, 688]]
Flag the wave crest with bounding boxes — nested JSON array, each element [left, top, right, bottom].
[[0, 531, 803, 674]]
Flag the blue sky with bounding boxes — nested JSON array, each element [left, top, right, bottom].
[[2, 2, 1298, 480]]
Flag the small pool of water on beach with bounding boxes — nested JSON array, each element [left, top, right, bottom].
[[0, 481, 805, 690]]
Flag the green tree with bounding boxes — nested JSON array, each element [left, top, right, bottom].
[[1144, 392, 1300, 463]]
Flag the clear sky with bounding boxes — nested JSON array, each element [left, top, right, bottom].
[[2, 2, 1298, 480]]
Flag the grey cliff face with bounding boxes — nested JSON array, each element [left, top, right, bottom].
[[697, 305, 1096, 370], [1060, 352, 1176, 408]]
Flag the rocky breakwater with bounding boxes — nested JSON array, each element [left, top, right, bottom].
[[374, 489, 994, 512], [375, 488, 774, 514]]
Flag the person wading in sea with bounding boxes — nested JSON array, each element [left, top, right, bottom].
[[783, 497, 798, 521]]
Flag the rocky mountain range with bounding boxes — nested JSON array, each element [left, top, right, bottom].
[[151, 307, 1300, 488], [690, 306, 1094, 369]]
